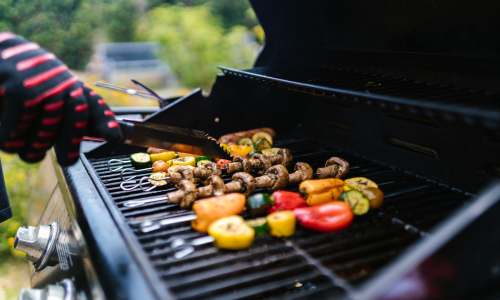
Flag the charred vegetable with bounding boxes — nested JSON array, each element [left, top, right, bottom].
[[150, 151, 176, 163], [217, 159, 232, 169], [148, 172, 169, 186], [152, 160, 170, 173], [299, 178, 345, 206], [268, 191, 307, 214], [252, 132, 273, 145], [261, 148, 281, 156], [168, 156, 196, 167], [208, 216, 255, 250], [294, 202, 354, 232], [246, 218, 269, 236], [130, 153, 151, 169], [344, 190, 370, 215], [362, 187, 385, 209], [344, 177, 378, 191], [246, 193, 274, 216], [191, 193, 246, 232], [267, 211, 295, 237], [238, 137, 254, 148], [254, 138, 272, 151]]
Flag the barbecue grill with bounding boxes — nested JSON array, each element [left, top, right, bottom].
[[15, 0, 500, 299]]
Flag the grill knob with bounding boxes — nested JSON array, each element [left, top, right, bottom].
[[18, 279, 79, 300], [14, 221, 60, 271]]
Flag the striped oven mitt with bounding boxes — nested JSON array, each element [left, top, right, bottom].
[[0, 32, 123, 166]]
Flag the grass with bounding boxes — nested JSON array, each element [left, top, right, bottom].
[[0, 153, 40, 300]]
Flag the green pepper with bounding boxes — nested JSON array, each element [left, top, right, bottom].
[[246, 150, 262, 158], [130, 153, 151, 169], [254, 138, 272, 151], [246, 193, 274, 215], [246, 218, 269, 236]]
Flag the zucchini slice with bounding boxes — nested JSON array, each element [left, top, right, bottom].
[[261, 148, 281, 156], [238, 137, 254, 148], [252, 132, 273, 145], [344, 190, 370, 215], [246, 150, 262, 158], [254, 138, 272, 151], [130, 153, 151, 169]]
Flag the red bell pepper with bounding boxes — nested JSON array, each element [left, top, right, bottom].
[[293, 202, 354, 232], [268, 191, 307, 214]]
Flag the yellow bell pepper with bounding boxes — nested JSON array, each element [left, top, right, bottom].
[[227, 145, 254, 157], [267, 211, 295, 237], [149, 151, 176, 163], [343, 185, 352, 192], [299, 178, 345, 206], [208, 216, 255, 250]]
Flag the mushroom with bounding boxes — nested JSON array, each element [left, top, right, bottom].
[[205, 175, 226, 196], [251, 153, 272, 175], [288, 162, 314, 185], [316, 157, 350, 179], [230, 172, 256, 196], [233, 155, 253, 173], [265, 164, 289, 191]]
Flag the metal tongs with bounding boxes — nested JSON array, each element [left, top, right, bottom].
[[94, 78, 169, 108]]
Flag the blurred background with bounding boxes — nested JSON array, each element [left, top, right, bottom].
[[0, 0, 262, 298]]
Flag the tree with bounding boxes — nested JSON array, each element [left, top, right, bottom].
[[135, 4, 259, 90], [0, 0, 96, 69]]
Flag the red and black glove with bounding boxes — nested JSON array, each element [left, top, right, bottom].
[[0, 32, 123, 166]]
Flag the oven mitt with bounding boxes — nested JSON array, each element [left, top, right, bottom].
[[0, 32, 123, 166]]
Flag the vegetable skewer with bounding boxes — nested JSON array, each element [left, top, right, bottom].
[[134, 156, 349, 231]]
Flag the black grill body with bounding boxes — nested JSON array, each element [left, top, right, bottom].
[[59, 1, 500, 299]]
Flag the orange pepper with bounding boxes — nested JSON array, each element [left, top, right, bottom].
[[299, 178, 345, 206], [227, 145, 254, 157], [191, 193, 246, 232]]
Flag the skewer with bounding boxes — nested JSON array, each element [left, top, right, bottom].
[[128, 157, 350, 233]]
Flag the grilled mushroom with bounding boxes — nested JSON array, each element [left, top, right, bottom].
[[288, 162, 314, 185], [266, 164, 290, 191]]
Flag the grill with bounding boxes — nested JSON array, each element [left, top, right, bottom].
[[81, 136, 473, 299], [20, 0, 500, 299]]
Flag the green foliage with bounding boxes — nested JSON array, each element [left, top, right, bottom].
[[99, 0, 142, 43], [136, 4, 258, 90], [0, 0, 95, 70], [0, 154, 40, 259]]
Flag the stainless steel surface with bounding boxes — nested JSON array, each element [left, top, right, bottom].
[[18, 279, 82, 300], [119, 119, 232, 159], [14, 224, 52, 263], [34, 222, 61, 271], [94, 82, 160, 101], [25, 152, 106, 300]]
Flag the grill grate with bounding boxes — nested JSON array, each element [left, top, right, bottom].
[[84, 137, 473, 299], [219, 65, 500, 125]]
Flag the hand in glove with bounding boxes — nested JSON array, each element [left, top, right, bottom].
[[0, 32, 123, 165]]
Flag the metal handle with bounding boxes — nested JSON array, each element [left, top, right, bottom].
[[14, 221, 61, 271]]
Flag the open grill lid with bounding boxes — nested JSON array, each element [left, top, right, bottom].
[[251, 0, 500, 93]]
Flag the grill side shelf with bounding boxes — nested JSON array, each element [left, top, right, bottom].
[[218, 65, 500, 128]]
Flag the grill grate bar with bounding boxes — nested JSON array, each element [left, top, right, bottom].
[[84, 136, 475, 300]]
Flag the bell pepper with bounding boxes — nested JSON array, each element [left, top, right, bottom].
[[217, 159, 231, 169], [191, 193, 246, 232], [268, 191, 307, 214], [245, 218, 269, 236], [293, 202, 354, 232], [152, 160, 170, 173], [149, 151, 176, 163], [227, 145, 254, 157], [208, 216, 255, 250], [267, 211, 296, 237], [246, 193, 274, 215], [299, 178, 345, 206]]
